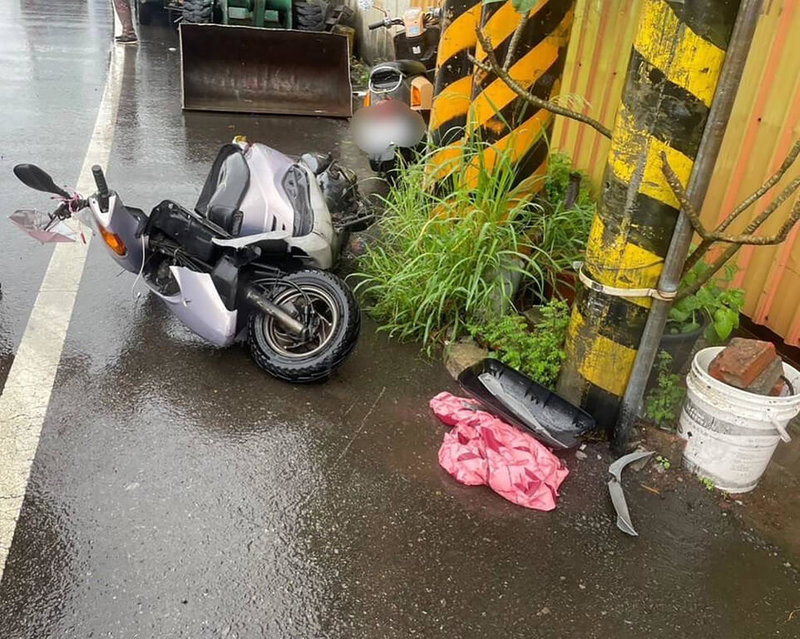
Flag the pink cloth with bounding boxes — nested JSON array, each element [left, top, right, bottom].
[[430, 392, 569, 511]]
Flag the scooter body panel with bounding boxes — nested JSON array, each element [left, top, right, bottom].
[[88, 193, 146, 274], [233, 144, 336, 269], [151, 266, 238, 347], [238, 143, 295, 236]]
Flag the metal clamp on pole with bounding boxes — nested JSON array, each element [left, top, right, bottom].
[[575, 263, 677, 302]]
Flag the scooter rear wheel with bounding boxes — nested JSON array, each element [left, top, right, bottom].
[[248, 270, 360, 383]]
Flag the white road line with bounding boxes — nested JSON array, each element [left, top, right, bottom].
[[0, 37, 127, 582]]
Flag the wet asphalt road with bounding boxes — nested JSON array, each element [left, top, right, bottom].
[[1, 2, 799, 638]]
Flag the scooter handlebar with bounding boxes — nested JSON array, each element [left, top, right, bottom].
[[92, 165, 109, 198], [368, 18, 404, 29]]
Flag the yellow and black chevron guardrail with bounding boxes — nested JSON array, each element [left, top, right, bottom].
[[465, 0, 575, 191], [429, 0, 482, 150], [557, 0, 742, 433]]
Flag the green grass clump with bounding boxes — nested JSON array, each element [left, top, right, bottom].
[[354, 141, 593, 349]]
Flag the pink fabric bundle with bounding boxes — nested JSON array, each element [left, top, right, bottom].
[[430, 392, 569, 511]]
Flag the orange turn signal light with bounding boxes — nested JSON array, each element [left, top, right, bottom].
[[99, 225, 127, 256], [363, 93, 371, 107], [411, 86, 422, 108]]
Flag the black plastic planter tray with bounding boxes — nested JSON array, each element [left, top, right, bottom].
[[458, 359, 596, 449]]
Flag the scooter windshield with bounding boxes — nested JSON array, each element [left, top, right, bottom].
[[10, 209, 77, 243]]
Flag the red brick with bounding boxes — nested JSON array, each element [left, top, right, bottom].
[[769, 377, 788, 397], [745, 356, 784, 395], [708, 338, 778, 389]]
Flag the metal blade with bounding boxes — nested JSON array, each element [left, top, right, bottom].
[[180, 24, 352, 117]]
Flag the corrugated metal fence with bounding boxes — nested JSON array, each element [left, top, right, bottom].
[[551, 0, 800, 346]]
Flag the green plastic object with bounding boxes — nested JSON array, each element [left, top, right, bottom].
[[219, 0, 291, 28]]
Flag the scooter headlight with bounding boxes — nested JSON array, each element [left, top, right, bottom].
[[99, 225, 127, 256]]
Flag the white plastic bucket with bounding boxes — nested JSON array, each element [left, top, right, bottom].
[[678, 346, 800, 493]]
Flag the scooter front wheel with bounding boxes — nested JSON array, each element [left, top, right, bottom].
[[247, 270, 360, 383]]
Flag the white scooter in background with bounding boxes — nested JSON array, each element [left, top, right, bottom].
[[351, 0, 441, 175]]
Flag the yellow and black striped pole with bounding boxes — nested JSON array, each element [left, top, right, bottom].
[[557, 0, 742, 433], [466, 0, 575, 192], [429, 0, 482, 154]]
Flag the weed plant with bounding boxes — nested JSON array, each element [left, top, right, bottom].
[[468, 299, 570, 388], [354, 140, 592, 349]]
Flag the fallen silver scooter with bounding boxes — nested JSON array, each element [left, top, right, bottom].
[[12, 138, 373, 382]]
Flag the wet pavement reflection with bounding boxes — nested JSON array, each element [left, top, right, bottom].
[[1, 3, 799, 638]]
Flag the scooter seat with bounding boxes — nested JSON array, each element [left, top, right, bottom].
[[195, 144, 250, 236], [376, 59, 427, 77]]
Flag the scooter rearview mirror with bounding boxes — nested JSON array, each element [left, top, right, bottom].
[[13, 164, 70, 198]]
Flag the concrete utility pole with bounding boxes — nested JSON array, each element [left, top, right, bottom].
[[615, 0, 764, 452], [557, 0, 742, 434], [429, 0, 575, 192]]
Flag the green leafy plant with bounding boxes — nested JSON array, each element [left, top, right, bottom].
[[485, 0, 540, 11], [668, 262, 745, 343], [468, 299, 570, 388], [655, 455, 671, 470], [354, 140, 591, 349], [512, 0, 539, 14], [700, 477, 715, 492], [644, 352, 686, 430]]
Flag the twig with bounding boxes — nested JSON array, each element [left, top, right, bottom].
[[503, 12, 530, 72], [682, 238, 713, 275], [713, 196, 800, 244], [681, 178, 800, 288], [640, 484, 661, 495], [471, 28, 613, 139], [660, 153, 800, 246], [678, 196, 800, 301]]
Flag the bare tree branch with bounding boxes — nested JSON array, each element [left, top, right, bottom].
[[471, 27, 613, 139], [661, 152, 800, 298], [503, 12, 530, 72], [684, 172, 800, 272], [682, 238, 713, 274], [660, 152, 709, 237], [717, 198, 800, 244], [659, 155, 715, 274], [717, 139, 800, 233], [676, 206, 800, 302], [678, 187, 800, 300]]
